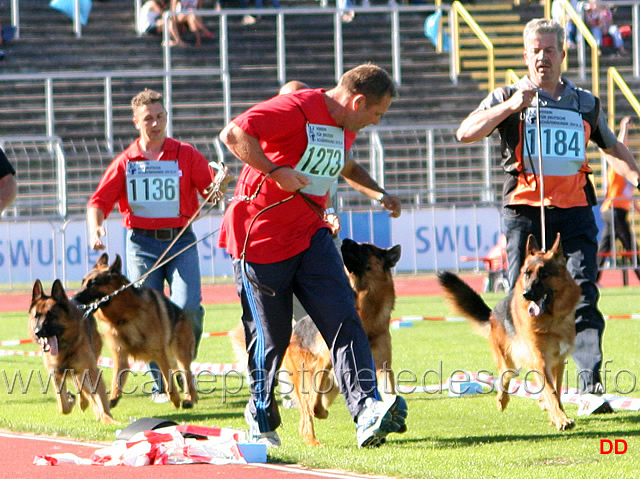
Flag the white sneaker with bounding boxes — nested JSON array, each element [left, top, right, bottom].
[[150, 392, 169, 404], [356, 396, 407, 448], [244, 404, 281, 448]]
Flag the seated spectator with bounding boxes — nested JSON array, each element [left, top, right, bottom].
[[139, 0, 185, 46], [171, 0, 214, 46], [584, 0, 627, 55]]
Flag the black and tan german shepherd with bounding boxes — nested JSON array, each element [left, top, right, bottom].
[[438, 233, 581, 430], [231, 238, 403, 446], [29, 279, 115, 424], [73, 253, 197, 410]]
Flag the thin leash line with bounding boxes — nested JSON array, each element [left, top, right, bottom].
[[535, 90, 547, 252], [81, 224, 223, 318]]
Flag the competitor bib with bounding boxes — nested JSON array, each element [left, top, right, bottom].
[[126, 160, 181, 218], [295, 123, 345, 196], [523, 107, 586, 176]]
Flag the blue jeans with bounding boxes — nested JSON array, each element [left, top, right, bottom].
[[126, 227, 204, 394], [502, 205, 604, 393]]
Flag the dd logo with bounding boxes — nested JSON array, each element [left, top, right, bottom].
[[600, 439, 628, 455]]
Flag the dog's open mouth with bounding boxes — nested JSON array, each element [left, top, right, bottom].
[[38, 336, 59, 356], [527, 295, 550, 317]]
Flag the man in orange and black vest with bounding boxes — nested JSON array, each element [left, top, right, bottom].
[[456, 18, 640, 414]]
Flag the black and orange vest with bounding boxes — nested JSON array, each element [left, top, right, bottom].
[[498, 83, 602, 208]]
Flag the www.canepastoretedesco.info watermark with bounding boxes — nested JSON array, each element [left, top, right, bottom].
[[1, 360, 637, 399]]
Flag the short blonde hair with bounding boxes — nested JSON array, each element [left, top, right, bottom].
[[131, 89, 164, 112]]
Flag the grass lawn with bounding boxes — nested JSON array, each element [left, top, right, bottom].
[[1, 283, 640, 478]]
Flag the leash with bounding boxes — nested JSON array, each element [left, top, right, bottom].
[[535, 90, 547, 252], [81, 159, 228, 317]]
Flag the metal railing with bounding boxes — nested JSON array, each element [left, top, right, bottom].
[[0, 136, 67, 219], [607, 67, 640, 131], [449, 0, 495, 92], [0, 69, 222, 152]]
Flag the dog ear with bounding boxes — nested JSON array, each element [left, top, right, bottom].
[[526, 234, 540, 255], [31, 279, 45, 304], [549, 232, 564, 258], [384, 245, 402, 269], [111, 254, 123, 273], [51, 279, 69, 304], [95, 253, 109, 269]]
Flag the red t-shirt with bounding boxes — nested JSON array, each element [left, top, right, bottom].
[[88, 137, 216, 229], [218, 89, 356, 263]]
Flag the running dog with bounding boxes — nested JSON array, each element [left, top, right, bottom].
[[438, 233, 581, 431], [73, 253, 197, 410], [231, 238, 402, 446], [29, 279, 115, 424]]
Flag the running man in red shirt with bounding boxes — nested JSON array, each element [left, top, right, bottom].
[[218, 64, 407, 448]]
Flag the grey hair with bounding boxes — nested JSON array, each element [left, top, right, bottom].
[[523, 18, 565, 50]]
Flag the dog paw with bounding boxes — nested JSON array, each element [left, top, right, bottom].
[[100, 414, 118, 425], [303, 436, 322, 447], [496, 393, 510, 411], [555, 417, 575, 431]]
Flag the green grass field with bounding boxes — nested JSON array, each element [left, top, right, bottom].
[[2, 284, 640, 478]]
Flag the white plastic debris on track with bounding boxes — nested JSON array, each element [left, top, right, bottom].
[[33, 425, 266, 466]]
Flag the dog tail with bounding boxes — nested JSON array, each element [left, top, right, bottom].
[[437, 271, 491, 335]]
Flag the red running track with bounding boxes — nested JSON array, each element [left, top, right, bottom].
[[0, 431, 386, 479]]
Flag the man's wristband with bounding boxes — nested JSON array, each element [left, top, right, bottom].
[[376, 191, 387, 203], [325, 207, 336, 215]]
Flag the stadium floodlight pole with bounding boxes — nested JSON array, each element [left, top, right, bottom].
[[535, 90, 547, 252]]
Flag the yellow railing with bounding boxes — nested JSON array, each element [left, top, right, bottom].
[[505, 69, 520, 85], [556, 0, 600, 97], [451, 0, 495, 92], [607, 67, 640, 131]]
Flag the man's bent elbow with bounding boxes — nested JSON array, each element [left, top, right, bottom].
[[456, 128, 477, 143]]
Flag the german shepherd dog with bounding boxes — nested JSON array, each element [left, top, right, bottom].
[[29, 279, 115, 424], [230, 238, 402, 446], [73, 253, 198, 409], [438, 233, 581, 431]]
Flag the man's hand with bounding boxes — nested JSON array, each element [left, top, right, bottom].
[[325, 210, 341, 234], [89, 225, 107, 250], [507, 87, 536, 112], [204, 166, 234, 203], [380, 193, 401, 218], [270, 167, 311, 193]]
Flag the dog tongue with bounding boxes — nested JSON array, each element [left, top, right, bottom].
[[40, 337, 59, 356], [48, 336, 58, 356], [528, 300, 542, 317]]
